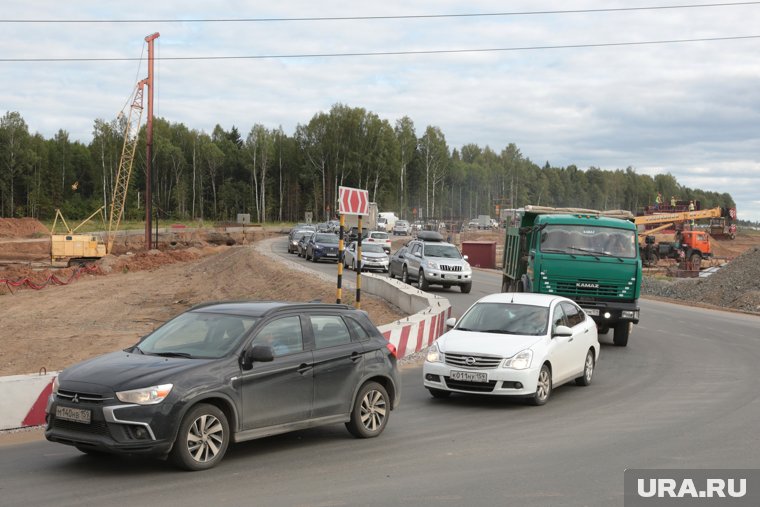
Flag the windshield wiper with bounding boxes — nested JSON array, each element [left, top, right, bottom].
[[542, 248, 576, 258], [480, 329, 520, 334], [567, 247, 602, 260], [127, 345, 144, 354], [151, 351, 194, 358]]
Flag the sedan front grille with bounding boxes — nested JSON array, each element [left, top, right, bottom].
[[444, 378, 497, 393], [439, 265, 463, 272], [445, 353, 501, 369]]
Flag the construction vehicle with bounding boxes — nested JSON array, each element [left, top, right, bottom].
[[501, 206, 641, 347], [49, 34, 158, 266], [634, 207, 736, 268]]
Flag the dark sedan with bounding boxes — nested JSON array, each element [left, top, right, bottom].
[[45, 301, 400, 471]]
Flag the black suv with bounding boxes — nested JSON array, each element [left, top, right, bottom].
[[45, 302, 400, 471]]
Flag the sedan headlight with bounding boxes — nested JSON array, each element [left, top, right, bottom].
[[503, 349, 533, 370], [116, 384, 173, 405], [426, 343, 443, 363]]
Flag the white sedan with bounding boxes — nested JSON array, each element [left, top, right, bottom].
[[343, 241, 390, 272], [423, 293, 599, 405]]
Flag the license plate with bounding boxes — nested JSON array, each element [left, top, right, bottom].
[[325, 253, 337, 257], [450, 370, 487, 382], [584, 308, 600, 316], [56, 406, 91, 424]]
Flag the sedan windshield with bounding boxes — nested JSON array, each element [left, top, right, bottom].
[[360, 244, 386, 254], [457, 303, 549, 336], [134, 312, 258, 358]]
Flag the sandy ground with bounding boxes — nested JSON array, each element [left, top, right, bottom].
[[0, 231, 406, 377]]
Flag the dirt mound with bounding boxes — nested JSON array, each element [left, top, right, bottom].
[[0, 218, 49, 238], [642, 247, 760, 313]]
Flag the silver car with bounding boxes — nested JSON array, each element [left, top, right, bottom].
[[343, 241, 390, 272], [401, 231, 472, 293]]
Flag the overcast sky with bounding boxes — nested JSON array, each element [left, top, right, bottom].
[[2, 1, 759, 221]]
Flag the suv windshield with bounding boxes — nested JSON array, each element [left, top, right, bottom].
[[423, 244, 461, 259], [315, 233, 338, 244], [540, 225, 637, 258], [136, 312, 258, 358]]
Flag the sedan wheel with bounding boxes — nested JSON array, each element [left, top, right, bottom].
[[401, 266, 409, 284], [170, 403, 229, 471], [575, 350, 595, 386], [530, 364, 552, 406], [346, 382, 389, 438]]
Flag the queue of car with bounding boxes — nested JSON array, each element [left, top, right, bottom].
[[43, 221, 601, 472]]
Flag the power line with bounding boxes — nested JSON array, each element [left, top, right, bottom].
[[1, 35, 758, 63], [1, 2, 759, 23]]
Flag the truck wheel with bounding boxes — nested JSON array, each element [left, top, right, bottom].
[[501, 279, 510, 292], [613, 322, 630, 347], [689, 253, 701, 270], [516, 281, 525, 293], [419, 270, 430, 291]]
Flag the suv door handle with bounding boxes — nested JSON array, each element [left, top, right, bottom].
[[350, 352, 363, 363], [297, 363, 313, 375]]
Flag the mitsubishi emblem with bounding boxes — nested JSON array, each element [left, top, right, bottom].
[[72, 394, 80, 404]]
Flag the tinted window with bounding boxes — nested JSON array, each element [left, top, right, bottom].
[[310, 315, 352, 349], [345, 317, 371, 341], [252, 316, 304, 357]]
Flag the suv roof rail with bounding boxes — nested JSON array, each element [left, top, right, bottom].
[[416, 231, 444, 241]]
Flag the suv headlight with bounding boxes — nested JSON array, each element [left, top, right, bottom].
[[503, 349, 533, 370], [116, 384, 173, 405], [426, 343, 443, 363], [426, 260, 439, 269], [52, 376, 60, 395]]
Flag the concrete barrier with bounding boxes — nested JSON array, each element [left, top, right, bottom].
[[0, 372, 57, 431], [0, 239, 452, 431]]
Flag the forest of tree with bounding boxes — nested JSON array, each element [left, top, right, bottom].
[[0, 106, 736, 225]]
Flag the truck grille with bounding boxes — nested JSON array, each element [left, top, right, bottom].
[[445, 353, 501, 369], [440, 265, 463, 272], [547, 276, 629, 298]]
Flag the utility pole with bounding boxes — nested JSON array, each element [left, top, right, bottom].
[[144, 32, 159, 250]]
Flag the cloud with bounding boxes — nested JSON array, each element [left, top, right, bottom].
[[3, 0, 760, 220]]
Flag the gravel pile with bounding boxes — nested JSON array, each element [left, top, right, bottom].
[[642, 247, 760, 314]]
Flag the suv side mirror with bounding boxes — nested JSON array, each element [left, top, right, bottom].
[[462, 254, 469, 261], [414, 251, 422, 258], [553, 325, 573, 337], [242, 345, 274, 369]]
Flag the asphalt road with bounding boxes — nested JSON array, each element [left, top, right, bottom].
[[2, 238, 758, 507]]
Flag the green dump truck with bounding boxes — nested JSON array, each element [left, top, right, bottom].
[[501, 206, 642, 346]]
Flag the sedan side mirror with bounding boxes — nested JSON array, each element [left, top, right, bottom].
[[242, 345, 274, 369], [445, 317, 457, 329], [553, 325, 573, 337]]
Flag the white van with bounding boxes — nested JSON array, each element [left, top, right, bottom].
[[378, 212, 398, 232]]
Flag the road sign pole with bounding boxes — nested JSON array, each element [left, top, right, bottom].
[[356, 215, 362, 309], [337, 214, 345, 304]]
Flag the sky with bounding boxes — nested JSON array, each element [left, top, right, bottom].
[[2, 1, 759, 221]]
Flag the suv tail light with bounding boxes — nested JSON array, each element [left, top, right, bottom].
[[386, 342, 398, 358]]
